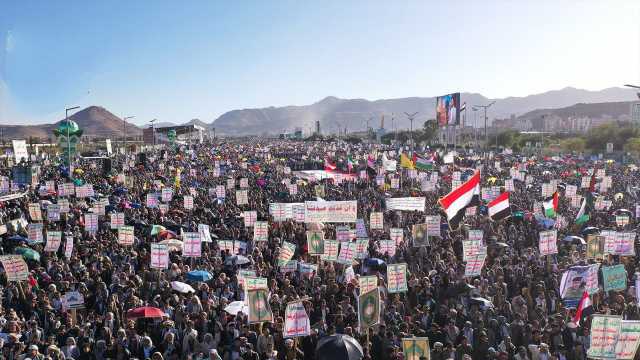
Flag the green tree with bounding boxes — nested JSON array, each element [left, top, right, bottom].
[[624, 137, 640, 156], [560, 137, 586, 153]]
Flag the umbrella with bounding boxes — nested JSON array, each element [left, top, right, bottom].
[[170, 281, 195, 294], [16, 247, 40, 262], [186, 270, 213, 282], [8, 235, 27, 242], [614, 209, 633, 217], [364, 258, 385, 267], [470, 296, 494, 308], [316, 334, 364, 360], [582, 227, 600, 235], [225, 255, 250, 266], [224, 301, 249, 316], [562, 236, 586, 245], [158, 239, 183, 251], [126, 306, 166, 320]]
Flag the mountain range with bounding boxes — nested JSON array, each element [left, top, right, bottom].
[[211, 87, 638, 135], [1, 87, 638, 139]]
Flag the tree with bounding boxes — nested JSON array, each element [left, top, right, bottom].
[[560, 138, 586, 153], [624, 137, 640, 156]]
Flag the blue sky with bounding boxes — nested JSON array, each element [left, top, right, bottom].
[[1, 0, 639, 125]]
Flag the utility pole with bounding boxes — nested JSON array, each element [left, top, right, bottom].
[[404, 112, 419, 152]]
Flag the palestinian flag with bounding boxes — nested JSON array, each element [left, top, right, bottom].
[[347, 155, 355, 173], [543, 191, 558, 218], [572, 291, 593, 325], [576, 192, 593, 225], [413, 154, 433, 171], [324, 158, 337, 171], [488, 192, 511, 221], [358, 288, 380, 330], [438, 171, 480, 230]]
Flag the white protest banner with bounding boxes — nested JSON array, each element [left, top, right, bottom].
[[356, 219, 368, 238], [463, 240, 484, 261], [284, 301, 311, 338], [387, 263, 408, 293], [198, 224, 213, 243], [111, 212, 125, 229], [288, 184, 298, 195], [370, 212, 384, 230], [390, 228, 404, 245], [150, 243, 169, 269], [146, 193, 158, 208], [0, 255, 29, 281], [355, 238, 369, 259], [602, 230, 618, 255], [465, 253, 486, 277], [237, 269, 257, 288], [62, 291, 85, 310], [227, 178, 235, 190], [236, 190, 248, 205], [244, 276, 269, 290], [45, 231, 62, 252], [337, 241, 356, 265], [253, 221, 268, 241], [182, 232, 202, 257], [12, 140, 28, 162], [47, 204, 61, 221], [390, 177, 400, 189], [378, 240, 396, 257], [240, 178, 249, 188], [542, 183, 555, 198], [588, 315, 621, 359], [269, 202, 304, 221], [161, 188, 173, 202], [565, 185, 577, 197], [58, 199, 70, 213], [615, 232, 636, 256], [64, 236, 73, 258], [278, 241, 296, 265], [426, 215, 441, 237], [75, 184, 94, 198], [581, 176, 591, 188], [118, 225, 135, 246], [183, 195, 194, 210], [28, 203, 42, 221], [84, 213, 99, 233], [616, 215, 630, 227], [321, 240, 339, 262], [243, 211, 257, 227], [505, 179, 515, 192], [280, 260, 298, 273], [616, 320, 640, 360], [336, 226, 354, 242], [28, 223, 43, 243], [304, 201, 357, 223], [539, 230, 558, 256], [216, 185, 226, 199], [468, 229, 483, 242], [385, 197, 426, 212], [359, 276, 378, 294], [217, 240, 234, 254]]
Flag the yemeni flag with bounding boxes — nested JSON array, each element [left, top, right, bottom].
[[324, 158, 337, 171], [572, 291, 593, 325], [488, 192, 511, 221], [543, 191, 559, 218], [439, 171, 480, 230], [347, 155, 354, 173], [413, 154, 433, 171], [576, 192, 593, 225]]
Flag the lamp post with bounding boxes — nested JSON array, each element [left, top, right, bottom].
[[472, 101, 495, 160], [65, 106, 80, 177], [404, 112, 419, 152], [122, 116, 135, 155], [149, 119, 157, 147]]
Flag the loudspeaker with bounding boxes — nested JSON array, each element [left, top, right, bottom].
[[136, 153, 147, 166], [102, 158, 112, 175]]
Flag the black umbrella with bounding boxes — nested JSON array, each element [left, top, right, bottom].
[[316, 334, 364, 360]]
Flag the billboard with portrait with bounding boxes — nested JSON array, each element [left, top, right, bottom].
[[436, 92, 461, 126]]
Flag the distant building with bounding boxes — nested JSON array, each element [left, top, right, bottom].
[[631, 102, 640, 125]]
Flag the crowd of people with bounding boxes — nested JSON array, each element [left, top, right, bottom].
[[0, 139, 638, 360]]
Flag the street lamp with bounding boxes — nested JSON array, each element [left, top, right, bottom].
[[472, 101, 495, 158], [149, 119, 157, 146], [65, 106, 80, 177], [122, 116, 135, 154], [404, 112, 419, 152]]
